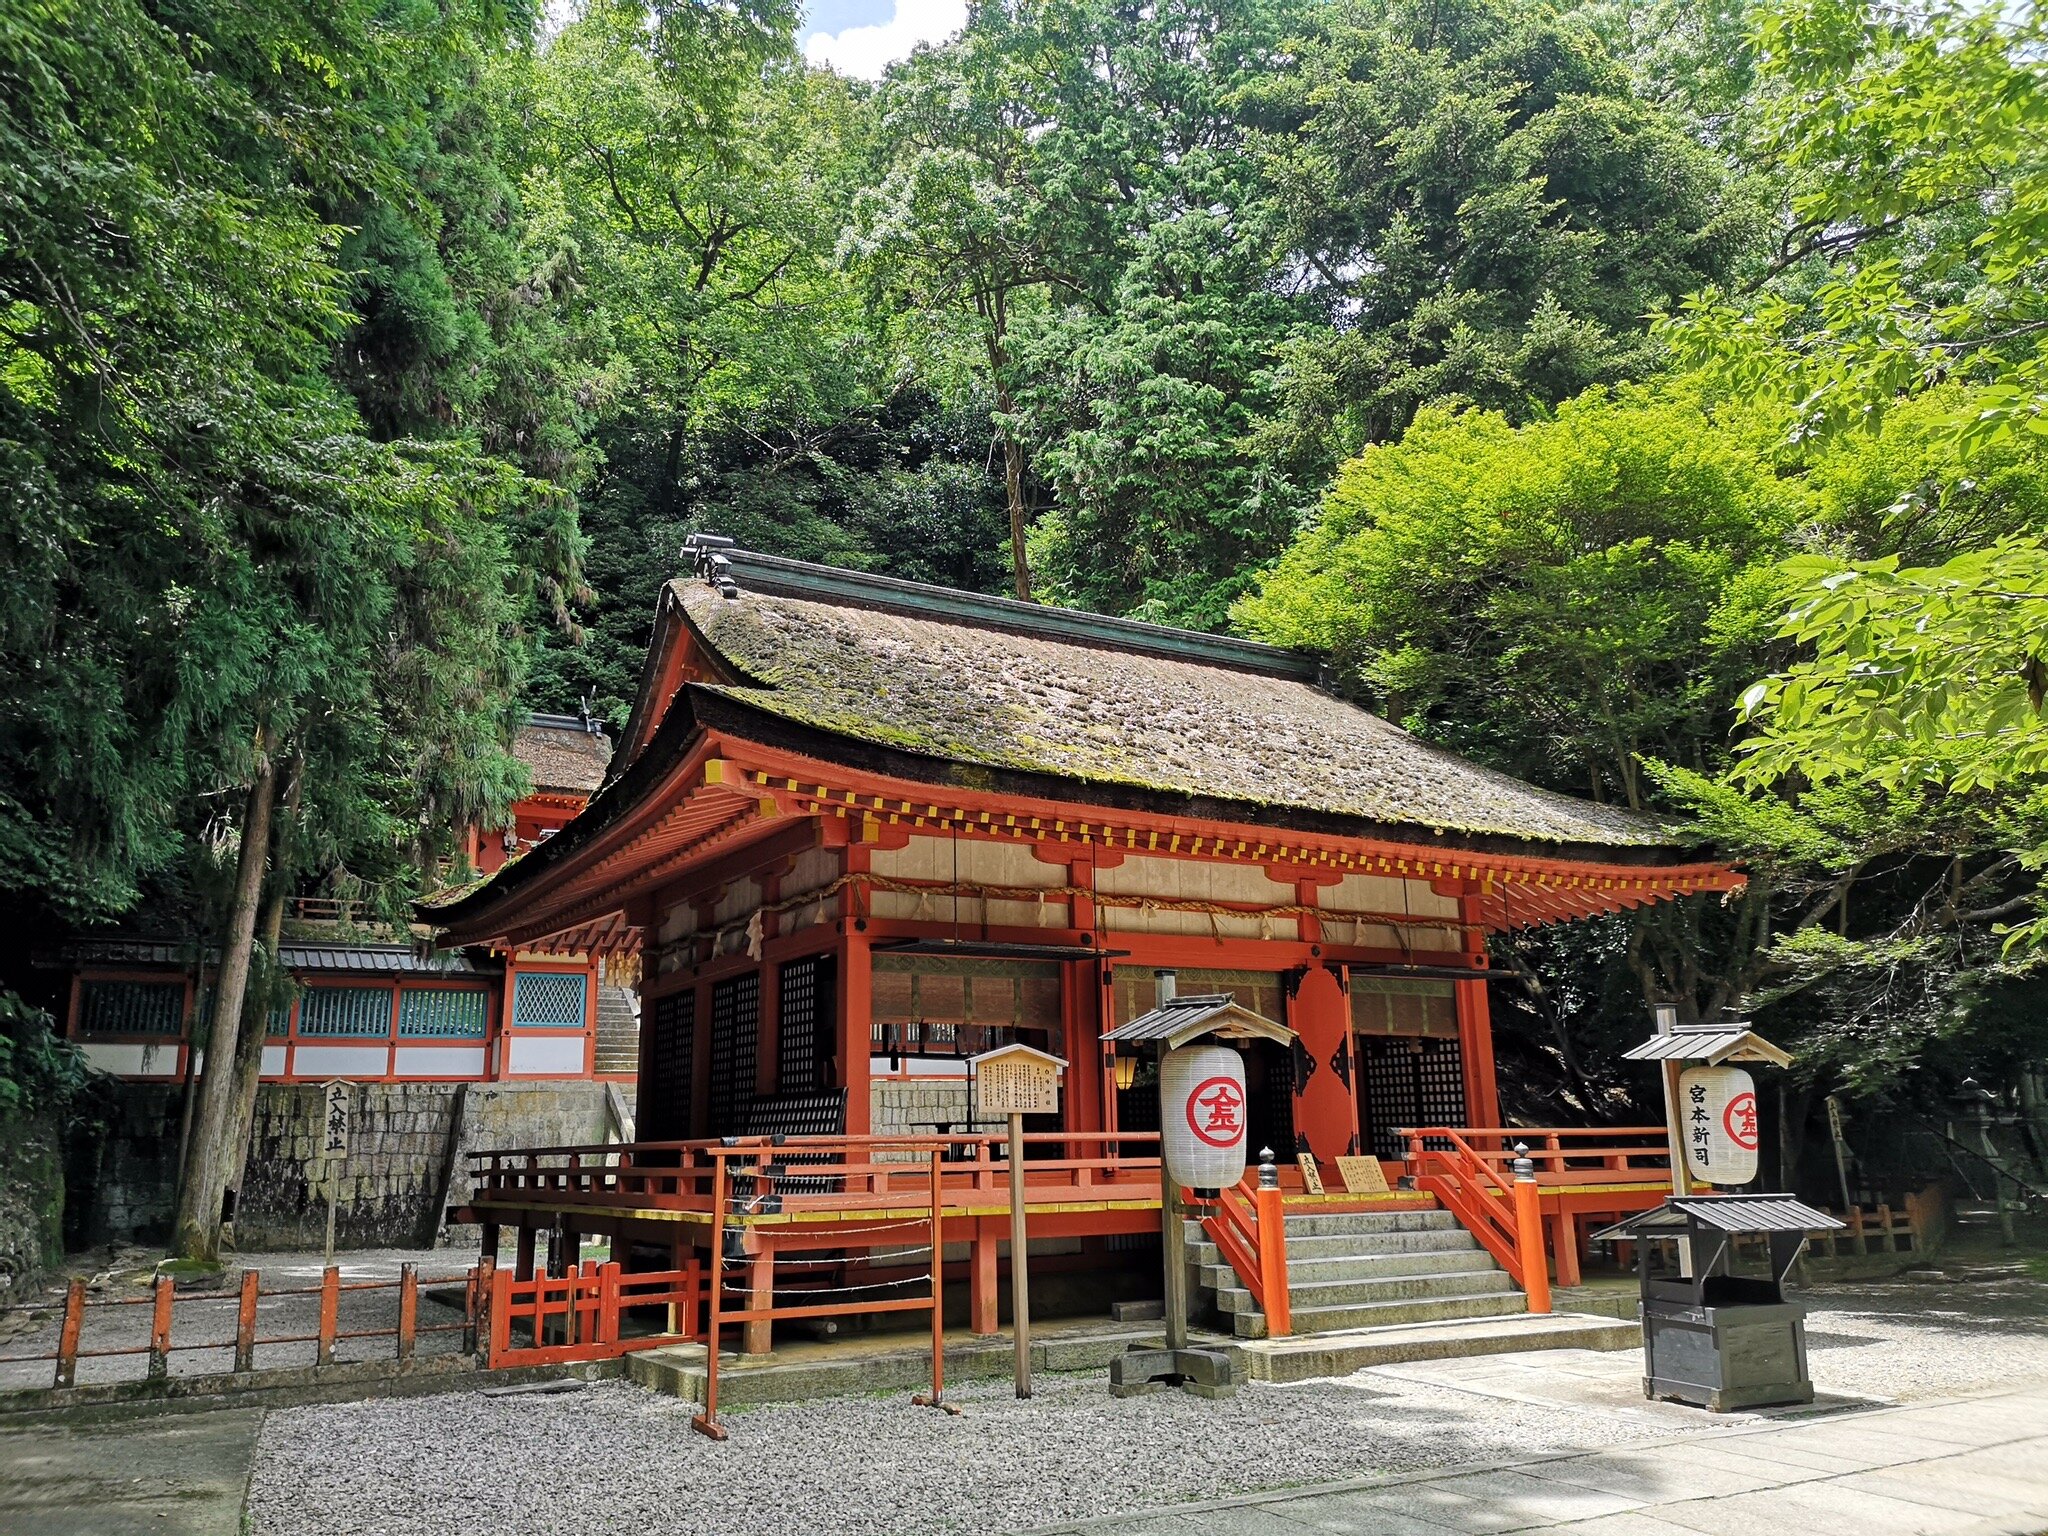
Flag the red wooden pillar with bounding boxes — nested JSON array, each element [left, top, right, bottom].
[[743, 1240, 774, 1355], [971, 1215, 1000, 1334], [838, 898, 872, 1138], [1456, 894, 1502, 1130], [1289, 965, 1354, 1162]]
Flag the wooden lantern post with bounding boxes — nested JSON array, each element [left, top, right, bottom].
[[968, 1044, 1065, 1399]]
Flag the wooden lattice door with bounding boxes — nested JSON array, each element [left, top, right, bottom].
[[640, 990, 695, 1142], [707, 973, 759, 1136], [1358, 1037, 1466, 1160]]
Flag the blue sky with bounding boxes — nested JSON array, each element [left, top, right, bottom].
[[800, 0, 967, 78]]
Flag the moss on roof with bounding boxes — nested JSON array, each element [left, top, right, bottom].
[[676, 581, 1674, 849], [514, 720, 611, 794]]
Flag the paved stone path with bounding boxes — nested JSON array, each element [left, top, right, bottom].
[[0, 1407, 261, 1536], [1026, 1384, 2048, 1536]]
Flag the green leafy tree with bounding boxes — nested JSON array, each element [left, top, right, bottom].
[[1252, 0, 1761, 465]]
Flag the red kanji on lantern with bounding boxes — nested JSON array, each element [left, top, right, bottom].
[[1723, 1091, 1759, 1152], [1187, 1077, 1245, 1149]]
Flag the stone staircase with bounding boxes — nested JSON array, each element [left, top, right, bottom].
[[1190, 1208, 1527, 1340]]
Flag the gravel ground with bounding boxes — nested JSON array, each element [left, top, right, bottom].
[[244, 1272, 2048, 1536], [0, 1245, 481, 1389], [1799, 1267, 2048, 1401]]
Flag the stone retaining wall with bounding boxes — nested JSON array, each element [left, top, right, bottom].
[[65, 1079, 619, 1252]]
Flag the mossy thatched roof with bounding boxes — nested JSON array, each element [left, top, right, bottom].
[[676, 580, 1673, 850], [514, 717, 611, 795]]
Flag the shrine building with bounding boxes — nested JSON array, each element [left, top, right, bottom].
[[428, 542, 1741, 1343]]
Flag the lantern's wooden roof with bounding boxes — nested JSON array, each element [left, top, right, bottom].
[[667, 568, 1672, 851]]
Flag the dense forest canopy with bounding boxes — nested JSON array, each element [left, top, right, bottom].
[[5, 0, 2047, 1238]]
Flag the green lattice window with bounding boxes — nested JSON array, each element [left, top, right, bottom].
[[78, 979, 185, 1037], [398, 987, 488, 1039], [512, 972, 586, 1028], [299, 986, 394, 1037]]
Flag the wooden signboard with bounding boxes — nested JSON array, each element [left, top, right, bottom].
[[1335, 1155, 1389, 1196], [1296, 1155, 1325, 1195], [970, 1044, 1064, 1117]]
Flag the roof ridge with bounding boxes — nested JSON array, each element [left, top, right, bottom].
[[683, 543, 1325, 684]]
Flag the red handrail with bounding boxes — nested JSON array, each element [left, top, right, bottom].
[[1196, 1172, 1290, 1337], [1401, 1128, 1530, 1287]]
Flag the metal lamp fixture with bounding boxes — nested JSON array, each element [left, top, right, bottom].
[[1110, 1051, 1138, 1091]]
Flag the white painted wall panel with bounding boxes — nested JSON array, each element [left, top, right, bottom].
[[392, 1045, 487, 1078], [506, 1035, 586, 1076], [260, 1045, 288, 1077], [291, 1044, 392, 1078], [81, 1042, 182, 1077]]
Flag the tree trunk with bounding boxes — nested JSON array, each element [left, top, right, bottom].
[[172, 745, 278, 1263], [1001, 433, 1031, 602], [218, 883, 288, 1247]]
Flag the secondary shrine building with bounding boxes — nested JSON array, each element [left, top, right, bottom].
[[429, 544, 1740, 1329]]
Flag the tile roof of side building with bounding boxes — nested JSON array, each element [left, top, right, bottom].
[[514, 714, 612, 796], [669, 558, 1675, 851]]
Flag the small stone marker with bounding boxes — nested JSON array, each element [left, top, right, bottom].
[[1296, 1154, 1325, 1195], [1336, 1155, 1389, 1195]]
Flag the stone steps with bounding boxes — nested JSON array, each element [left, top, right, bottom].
[[1187, 1209, 1467, 1240], [1228, 1289, 1528, 1340], [1234, 1310, 1640, 1380], [1198, 1248, 1497, 1289], [1210, 1265, 1515, 1315], [1187, 1202, 1529, 1342]]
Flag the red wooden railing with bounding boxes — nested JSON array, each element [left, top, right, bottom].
[[484, 1259, 703, 1369], [1401, 1128, 1530, 1287], [467, 1131, 1163, 1216], [0, 1264, 473, 1388], [1399, 1125, 1670, 1309], [1196, 1172, 1290, 1336]]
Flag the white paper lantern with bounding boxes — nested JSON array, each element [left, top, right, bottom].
[[1159, 1044, 1249, 1193], [1677, 1065, 1760, 1186]]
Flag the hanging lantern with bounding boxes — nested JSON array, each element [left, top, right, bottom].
[[1111, 1052, 1139, 1092], [1677, 1065, 1760, 1186], [1159, 1044, 1248, 1194]]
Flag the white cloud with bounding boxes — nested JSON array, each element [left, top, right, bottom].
[[803, 0, 967, 80]]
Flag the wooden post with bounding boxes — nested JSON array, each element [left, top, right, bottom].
[[515, 1223, 536, 1282], [55, 1277, 85, 1389], [234, 1269, 259, 1373], [929, 1147, 946, 1406], [1008, 1111, 1030, 1398], [468, 1256, 492, 1358], [692, 1154, 729, 1440], [1511, 1145, 1551, 1315], [148, 1275, 173, 1381], [316, 1265, 339, 1367], [1254, 1155, 1291, 1338], [397, 1263, 418, 1361], [1162, 1176, 1188, 1352]]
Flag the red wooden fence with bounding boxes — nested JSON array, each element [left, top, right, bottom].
[[484, 1259, 703, 1369]]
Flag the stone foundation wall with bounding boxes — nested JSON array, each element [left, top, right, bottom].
[[66, 1079, 620, 1253], [0, 1109, 65, 1296], [868, 1078, 1001, 1155]]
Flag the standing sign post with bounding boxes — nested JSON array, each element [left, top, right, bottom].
[[321, 1080, 351, 1265], [968, 1045, 1063, 1399]]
